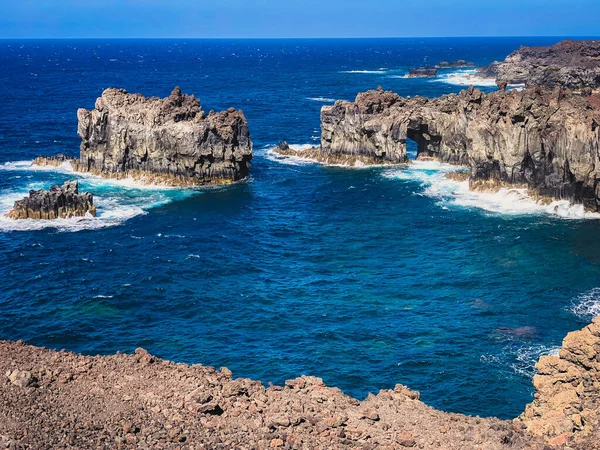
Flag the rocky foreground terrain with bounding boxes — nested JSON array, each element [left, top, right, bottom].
[[479, 40, 600, 90], [1, 318, 600, 449], [6, 181, 95, 220], [275, 85, 600, 210], [35, 87, 253, 186]]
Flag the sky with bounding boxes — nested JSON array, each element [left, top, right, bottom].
[[1, 0, 599, 39]]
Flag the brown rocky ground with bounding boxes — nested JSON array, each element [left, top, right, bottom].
[[2, 318, 600, 450]]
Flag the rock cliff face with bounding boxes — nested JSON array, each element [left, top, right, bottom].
[[6, 181, 96, 220], [479, 40, 600, 90], [37, 87, 253, 186], [519, 317, 600, 448], [280, 86, 600, 210]]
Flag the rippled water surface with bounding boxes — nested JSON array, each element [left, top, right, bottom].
[[1, 38, 600, 419]]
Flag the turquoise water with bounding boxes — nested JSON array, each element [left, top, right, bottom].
[[1, 38, 600, 419]]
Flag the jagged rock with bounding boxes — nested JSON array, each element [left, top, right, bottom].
[[435, 60, 476, 69], [7, 181, 96, 220], [479, 40, 600, 90], [6, 370, 34, 388], [519, 316, 600, 447], [289, 86, 600, 210], [36, 87, 253, 186], [407, 67, 438, 78]]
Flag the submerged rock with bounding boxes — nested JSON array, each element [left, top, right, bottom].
[[312, 85, 600, 210], [37, 87, 253, 186], [479, 40, 600, 90], [7, 181, 96, 220]]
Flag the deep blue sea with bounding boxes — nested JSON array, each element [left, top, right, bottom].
[[1, 37, 600, 419]]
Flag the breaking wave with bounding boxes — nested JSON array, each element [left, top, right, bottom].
[[383, 160, 600, 219], [568, 287, 600, 321], [0, 159, 203, 232], [307, 97, 336, 103]]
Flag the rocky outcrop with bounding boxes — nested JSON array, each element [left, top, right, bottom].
[[36, 87, 253, 186], [519, 316, 600, 448], [279, 86, 600, 210], [2, 318, 600, 448], [435, 60, 476, 69], [6, 181, 96, 220], [408, 67, 438, 78], [0, 341, 534, 450], [479, 40, 600, 90]]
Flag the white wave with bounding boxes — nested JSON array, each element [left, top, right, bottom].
[[340, 69, 389, 74], [0, 160, 207, 232], [265, 144, 393, 169], [0, 159, 193, 191], [511, 344, 561, 378], [432, 69, 497, 87], [568, 287, 600, 320], [0, 189, 147, 232], [93, 295, 114, 299], [307, 97, 336, 103], [383, 161, 600, 219]]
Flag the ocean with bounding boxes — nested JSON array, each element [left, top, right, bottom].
[[1, 37, 599, 419]]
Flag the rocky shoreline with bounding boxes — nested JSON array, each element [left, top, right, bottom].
[[2, 318, 599, 449], [275, 85, 600, 211], [6, 181, 96, 220], [34, 87, 253, 187], [479, 40, 600, 91]]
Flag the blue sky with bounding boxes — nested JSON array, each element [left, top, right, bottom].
[[1, 0, 599, 38]]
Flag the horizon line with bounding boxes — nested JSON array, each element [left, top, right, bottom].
[[1, 35, 600, 40]]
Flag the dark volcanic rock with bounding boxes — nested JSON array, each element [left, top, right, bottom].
[[435, 60, 476, 69], [407, 67, 438, 78], [479, 40, 600, 90], [316, 86, 600, 209], [36, 87, 253, 186], [7, 181, 96, 220]]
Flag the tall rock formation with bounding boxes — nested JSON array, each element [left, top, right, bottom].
[[7, 181, 96, 220], [279, 86, 600, 210], [479, 40, 600, 90], [37, 87, 253, 186]]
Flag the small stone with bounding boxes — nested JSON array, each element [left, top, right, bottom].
[[397, 432, 416, 447], [270, 438, 284, 447]]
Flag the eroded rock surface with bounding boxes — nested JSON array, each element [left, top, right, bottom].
[[0, 341, 535, 450], [36, 87, 253, 186], [278, 86, 600, 210], [6, 181, 96, 220], [519, 316, 600, 448], [479, 40, 600, 90]]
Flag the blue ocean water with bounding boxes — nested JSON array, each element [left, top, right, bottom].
[[1, 37, 600, 420]]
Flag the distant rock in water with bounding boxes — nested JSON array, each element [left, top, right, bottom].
[[297, 85, 600, 210], [435, 60, 476, 69], [35, 87, 253, 186], [407, 67, 438, 78], [7, 181, 96, 220], [479, 40, 600, 90]]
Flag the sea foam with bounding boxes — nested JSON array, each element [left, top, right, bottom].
[[0, 159, 204, 232], [568, 288, 600, 320], [383, 160, 600, 220]]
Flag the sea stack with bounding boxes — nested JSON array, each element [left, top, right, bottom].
[[36, 87, 253, 186], [7, 181, 96, 220]]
